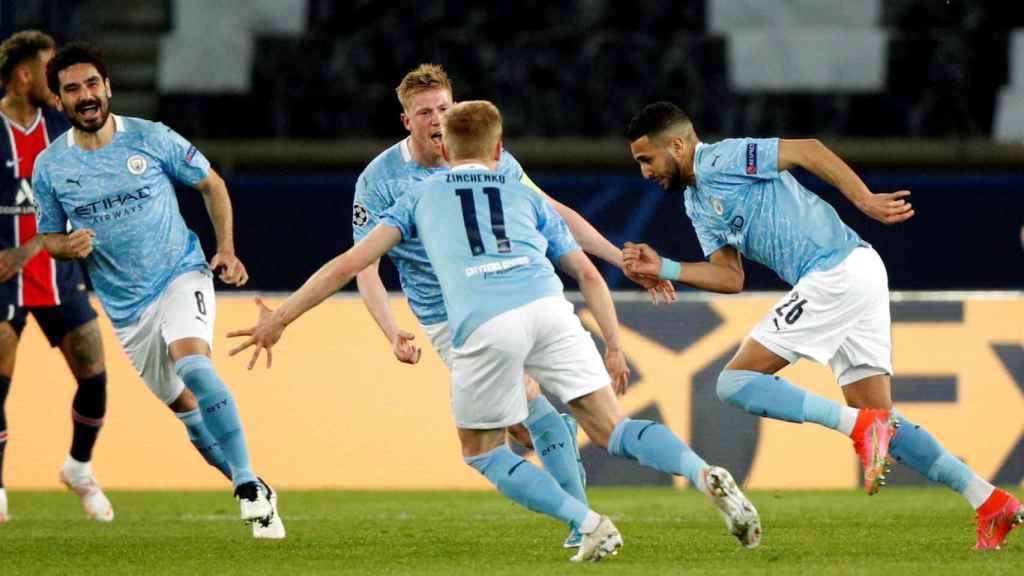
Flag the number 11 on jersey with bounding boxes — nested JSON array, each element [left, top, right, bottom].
[[456, 187, 511, 256]]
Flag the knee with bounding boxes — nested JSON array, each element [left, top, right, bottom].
[[459, 429, 505, 460], [506, 423, 533, 448], [169, 388, 199, 413], [64, 321, 106, 379], [717, 370, 745, 403]]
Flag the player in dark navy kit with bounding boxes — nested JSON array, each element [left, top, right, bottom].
[[0, 31, 110, 523]]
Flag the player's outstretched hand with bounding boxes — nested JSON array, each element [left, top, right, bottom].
[[209, 252, 249, 286], [623, 267, 676, 305], [227, 296, 282, 370], [605, 346, 630, 395], [857, 190, 914, 225], [392, 329, 422, 364], [622, 242, 663, 278]]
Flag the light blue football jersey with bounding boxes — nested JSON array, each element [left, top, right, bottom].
[[684, 137, 864, 286], [380, 164, 579, 348], [33, 115, 210, 326], [352, 139, 525, 326]]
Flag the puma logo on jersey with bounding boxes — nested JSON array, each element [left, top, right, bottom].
[[66, 177, 82, 187]]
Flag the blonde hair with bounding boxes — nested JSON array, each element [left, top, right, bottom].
[[395, 63, 452, 112], [0, 30, 55, 87], [442, 100, 502, 161]]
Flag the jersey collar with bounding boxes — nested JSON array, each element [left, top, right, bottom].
[[66, 113, 125, 147], [0, 108, 42, 134], [399, 137, 412, 162], [690, 142, 705, 188], [450, 162, 489, 172]]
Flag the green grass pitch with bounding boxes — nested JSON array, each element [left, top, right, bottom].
[[3, 487, 1021, 575]]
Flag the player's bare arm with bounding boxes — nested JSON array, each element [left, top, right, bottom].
[[229, 225, 403, 369], [356, 260, 421, 364], [41, 229, 95, 260], [0, 234, 44, 282], [524, 173, 676, 305], [556, 250, 630, 394], [195, 168, 248, 286], [623, 242, 745, 294], [777, 139, 914, 225]]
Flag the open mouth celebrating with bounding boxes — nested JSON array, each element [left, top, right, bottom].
[[76, 100, 102, 121]]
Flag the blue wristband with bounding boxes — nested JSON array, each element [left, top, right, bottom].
[[658, 258, 682, 281]]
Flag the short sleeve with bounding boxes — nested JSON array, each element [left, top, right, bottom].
[[692, 218, 727, 258], [352, 175, 394, 242], [701, 138, 779, 186], [31, 158, 68, 234], [536, 196, 580, 260], [154, 123, 210, 186], [378, 187, 419, 242]]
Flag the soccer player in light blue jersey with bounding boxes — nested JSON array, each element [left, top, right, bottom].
[[622, 102, 1022, 550], [353, 64, 673, 549], [31, 43, 284, 539], [230, 101, 762, 561]]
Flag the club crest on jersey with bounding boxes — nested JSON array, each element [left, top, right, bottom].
[[352, 202, 369, 228], [711, 197, 725, 216], [126, 154, 148, 175]]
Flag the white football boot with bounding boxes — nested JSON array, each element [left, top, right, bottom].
[[60, 458, 114, 522], [570, 515, 623, 562], [234, 479, 273, 523], [251, 479, 286, 539], [701, 466, 761, 548]]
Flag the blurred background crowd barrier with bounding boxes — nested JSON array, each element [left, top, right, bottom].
[[6, 294, 1021, 490]]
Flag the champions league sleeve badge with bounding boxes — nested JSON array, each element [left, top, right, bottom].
[[352, 202, 370, 228]]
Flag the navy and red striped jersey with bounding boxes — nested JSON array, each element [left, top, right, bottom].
[[0, 106, 71, 307]]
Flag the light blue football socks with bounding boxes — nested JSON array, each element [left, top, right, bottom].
[[608, 418, 708, 489], [524, 397, 589, 507], [175, 355, 256, 487], [717, 369, 994, 508], [717, 369, 858, 432], [175, 408, 231, 479], [890, 412, 994, 508], [466, 444, 595, 530]]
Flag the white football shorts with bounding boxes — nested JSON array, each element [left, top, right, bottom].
[[449, 296, 610, 429], [750, 246, 893, 386], [114, 270, 216, 404], [422, 319, 453, 369]]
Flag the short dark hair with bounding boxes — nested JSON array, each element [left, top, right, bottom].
[[0, 30, 55, 87], [626, 101, 692, 141], [46, 41, 108, 96]]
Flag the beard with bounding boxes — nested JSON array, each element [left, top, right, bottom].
[[660, 161, 683, 192], [65, 97, 110, 133], [27, 86, 53, 110]]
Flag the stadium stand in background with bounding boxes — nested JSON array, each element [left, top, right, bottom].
[[7, 0, 1024, 294], [12, 0, 1024, 139]]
